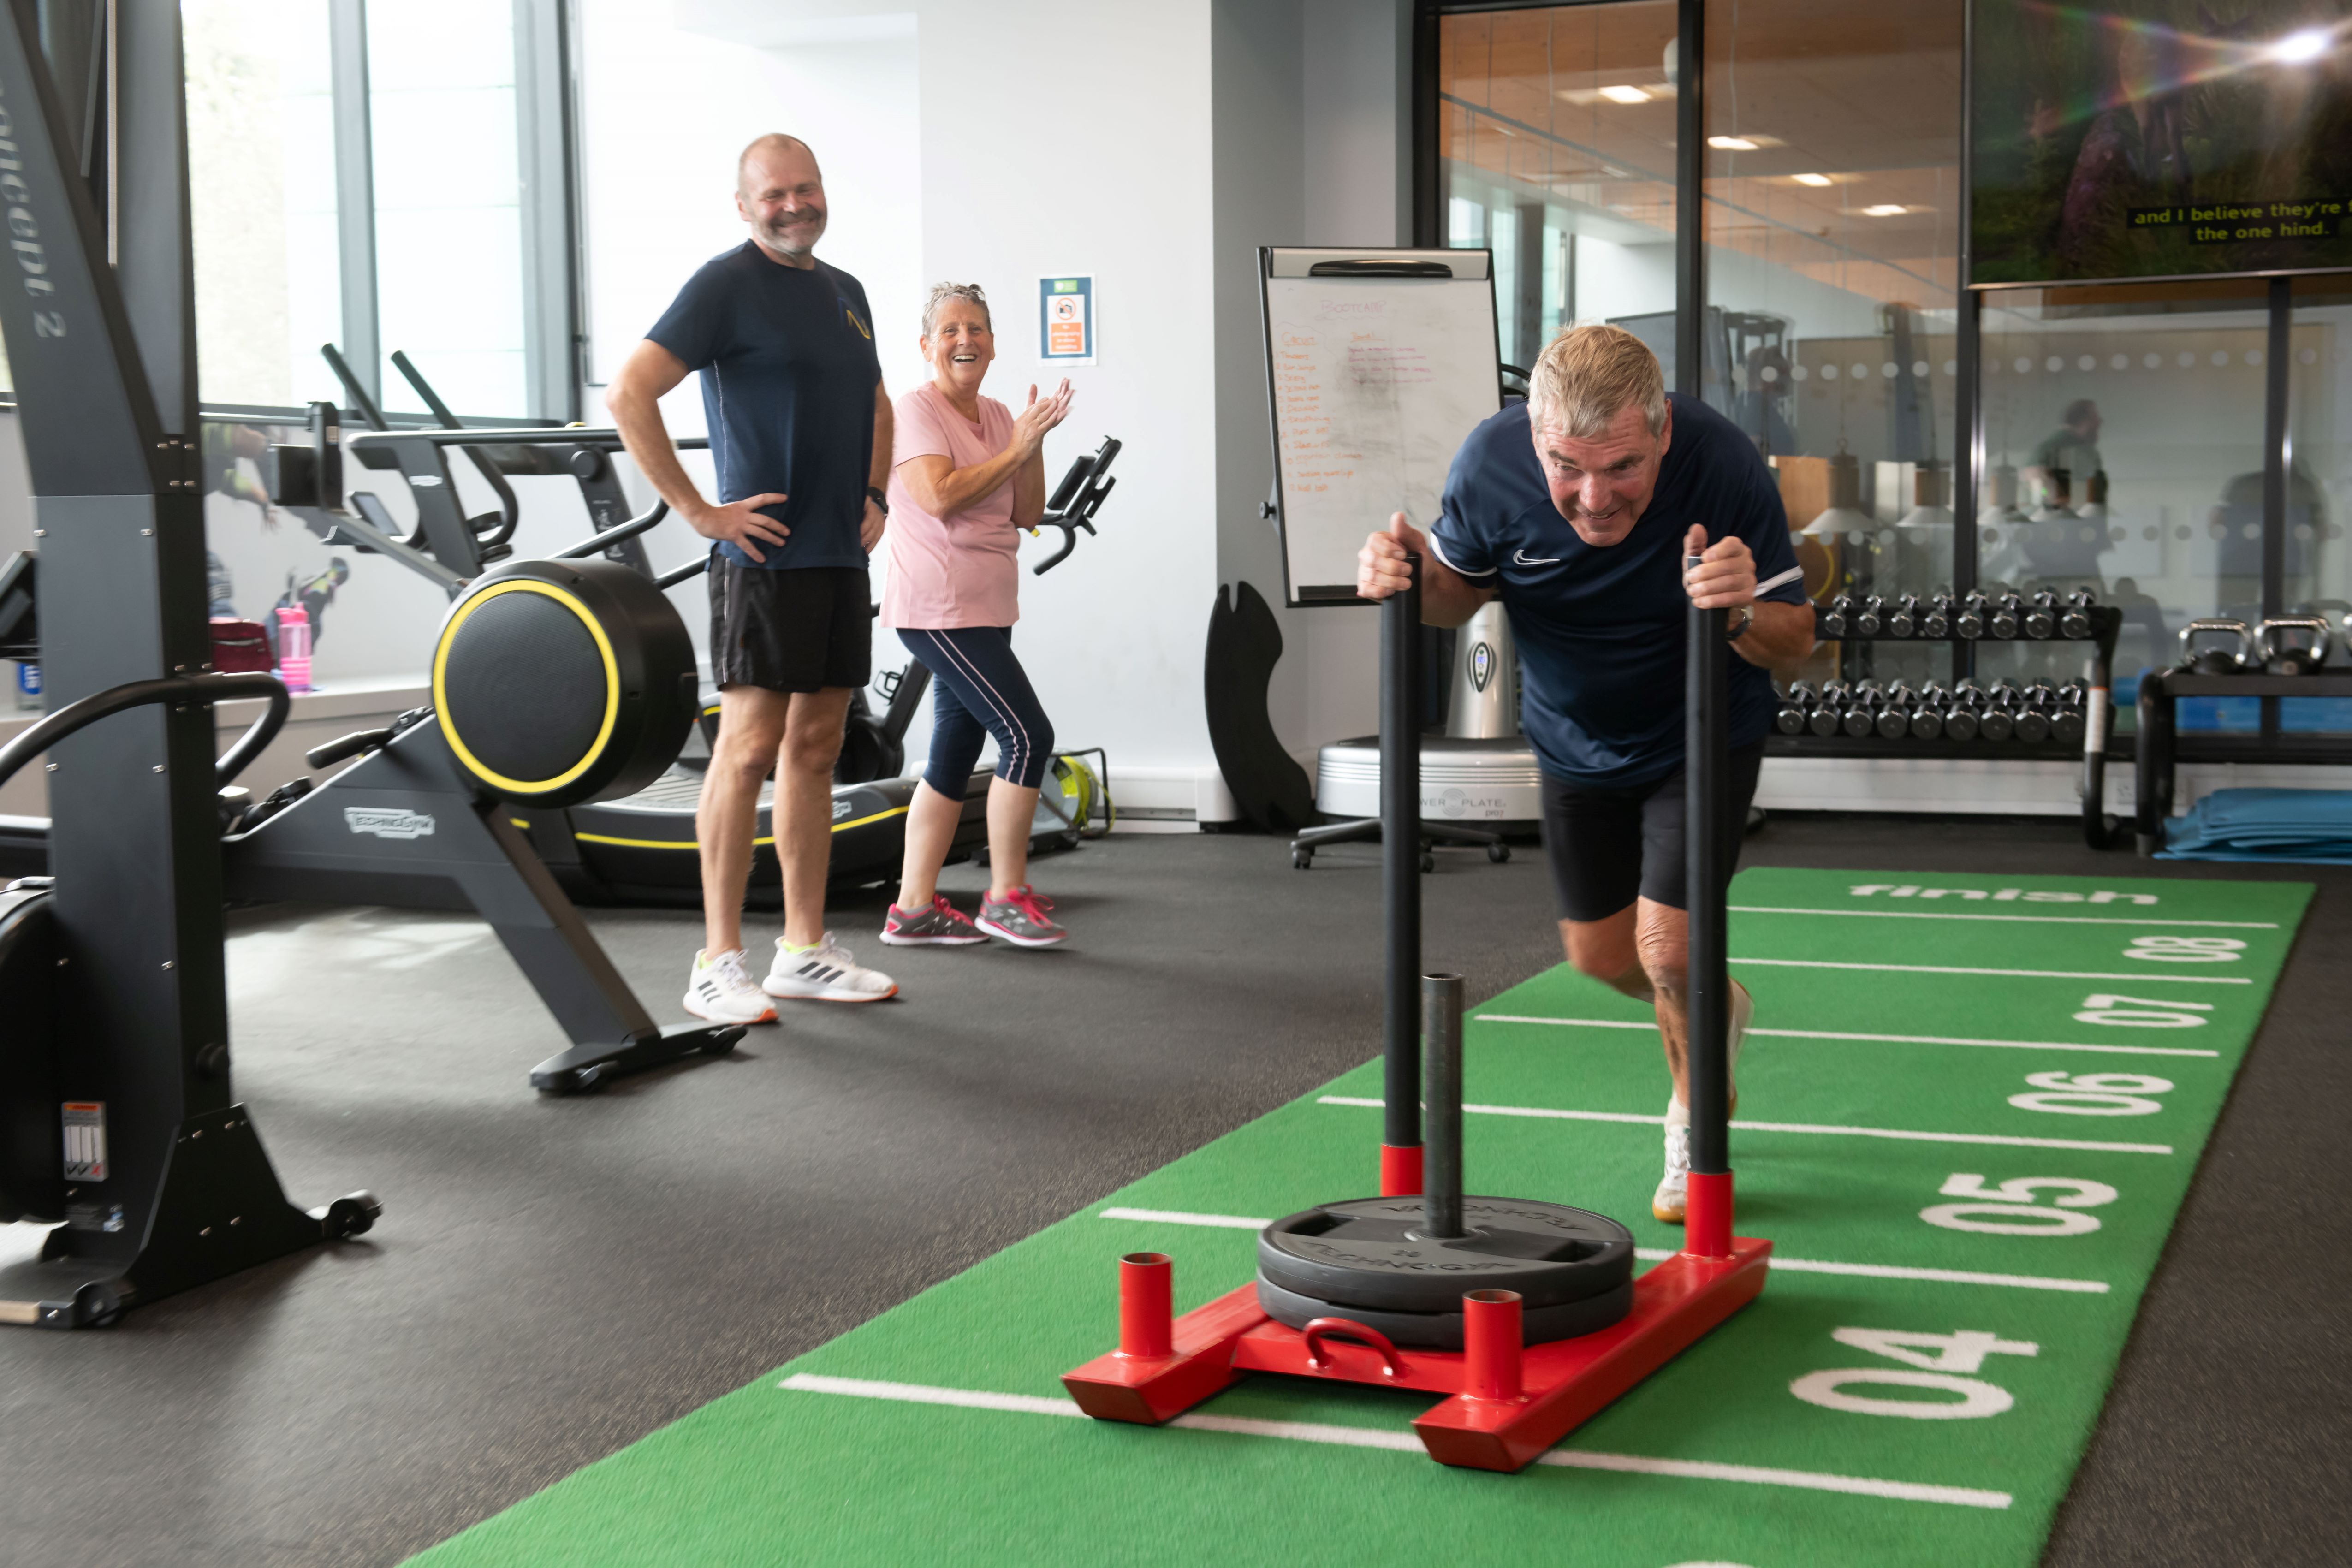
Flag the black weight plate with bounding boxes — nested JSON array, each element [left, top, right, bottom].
[[1254, 1274, 1634, 1350], [1257, 1195, 1633, 1314]]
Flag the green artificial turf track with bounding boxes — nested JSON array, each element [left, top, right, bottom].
[[411, 867, 2309, 1568]]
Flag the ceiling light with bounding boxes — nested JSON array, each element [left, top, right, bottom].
[[2271, 28, 2329, 63], [1792, 172, 1834, 187], [1598, 84, 1650, 104], [1709, 135, 1757, 151], [1862, 203, 1907, 216]]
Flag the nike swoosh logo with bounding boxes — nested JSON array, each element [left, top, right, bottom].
[[1513, 548, 1561, 566]]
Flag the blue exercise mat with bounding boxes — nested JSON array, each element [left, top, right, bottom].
[[2157, 787, 2352, 863]]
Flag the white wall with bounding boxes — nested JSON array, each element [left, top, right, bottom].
[[1219, 0, 1414, 770], [648, 0, 1232, 805]]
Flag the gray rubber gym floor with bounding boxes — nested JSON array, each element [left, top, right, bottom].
[[0, 818, 2343, 1566]]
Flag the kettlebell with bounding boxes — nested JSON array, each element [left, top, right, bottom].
[[2257, 616, 2333, 676], [2179, 618, 2258, 676]]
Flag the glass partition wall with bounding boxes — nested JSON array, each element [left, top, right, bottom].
[[1425, 0, 2350, 758], [1701, 0, 1963, 697], [1975, 285, 2273, 731], [1435, 1, 1682, 372]]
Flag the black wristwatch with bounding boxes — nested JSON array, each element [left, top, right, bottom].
[[1725, 604, 1754, 641], [865, 485, 890, 517]]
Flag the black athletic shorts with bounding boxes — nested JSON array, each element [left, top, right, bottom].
[[709, 561, 871, 692], [1539, 741, 1766, 922]]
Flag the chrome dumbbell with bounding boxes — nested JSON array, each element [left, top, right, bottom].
[[2179, 618, 2259, 675], [1776, 682, 1816, 735], [1810, 680, 1850, 737], [2060, 588, 2097, 640], [1943, 682, 1981, 742], [1955, 591, 1988, 640], [1911, 682, 1951, 741]]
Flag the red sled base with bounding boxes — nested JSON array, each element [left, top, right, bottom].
[[1062, 1237, 1771, 1473]]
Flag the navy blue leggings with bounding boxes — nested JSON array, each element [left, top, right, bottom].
[[897, 626, 1055, 795]]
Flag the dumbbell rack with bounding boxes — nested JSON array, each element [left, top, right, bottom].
[[2133, 666, 2352, 855], [1769, 605, 2124, 850]]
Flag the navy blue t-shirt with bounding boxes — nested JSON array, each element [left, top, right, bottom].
[[1428, 393, 1806, 788], [647, 244, 881, 570]]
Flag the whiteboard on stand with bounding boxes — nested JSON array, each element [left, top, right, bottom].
[[1260, 247, 1501, 607]]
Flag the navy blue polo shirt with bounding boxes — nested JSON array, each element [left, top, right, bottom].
[[1428, 392, 1805, 788], [647, 244, 881, 570]]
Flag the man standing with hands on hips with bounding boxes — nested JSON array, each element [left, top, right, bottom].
[[1355, 324, 1813, 1222], [607, 133, 899, 1025]]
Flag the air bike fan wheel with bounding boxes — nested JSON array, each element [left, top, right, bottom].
[[431, 559, 698, 808]]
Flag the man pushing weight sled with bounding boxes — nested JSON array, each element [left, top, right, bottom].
[[1356, 323, 1814, 1222]]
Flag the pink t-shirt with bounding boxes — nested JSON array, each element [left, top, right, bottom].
[[882, 382, 1022, 629]]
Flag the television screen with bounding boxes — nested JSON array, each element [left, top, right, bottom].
[[1970, 0, 2352, 285]]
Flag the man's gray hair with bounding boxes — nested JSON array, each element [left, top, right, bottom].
[[1526, 323, 1669, 440], [921, 281, 991, 337]]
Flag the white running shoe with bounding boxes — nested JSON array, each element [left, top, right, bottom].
[[1728, 978, 1753, 1113], [682, 948, 777, 1025], [762, 933, 898, 1003], [1654, 1113, 1692, 1224], [1656, 985, 1752, 1223]]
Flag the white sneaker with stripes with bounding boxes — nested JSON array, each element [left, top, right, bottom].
[[682, 948, 777, 1025], [762, 933, 898, 1003]]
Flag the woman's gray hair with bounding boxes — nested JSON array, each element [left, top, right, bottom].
[[921, 281, 991, 337]]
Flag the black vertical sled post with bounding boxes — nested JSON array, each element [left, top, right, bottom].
[[1684, 559, 1734, 1256], [1421, 972, 1465, 1238], [1380, 555, 1423, 1193]]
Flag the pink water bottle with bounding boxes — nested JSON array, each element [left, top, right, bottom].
[[275, 605, 313, 692]]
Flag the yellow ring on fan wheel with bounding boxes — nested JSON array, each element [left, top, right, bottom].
[[432, 577, 620, 796]]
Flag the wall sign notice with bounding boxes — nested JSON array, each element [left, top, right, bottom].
[[1039, 275, 1095, 364]]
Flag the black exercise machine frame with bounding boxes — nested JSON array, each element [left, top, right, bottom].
[[0, 0, 379, 1328], [2132, 666, 2352, 855]]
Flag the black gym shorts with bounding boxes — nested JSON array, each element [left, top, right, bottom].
[[709, 561, 872, 693], [1538, 741, 1766, 923]]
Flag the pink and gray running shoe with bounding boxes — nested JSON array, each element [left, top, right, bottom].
[[880, 895, 988, 946], [977, 885, 1066, 948]]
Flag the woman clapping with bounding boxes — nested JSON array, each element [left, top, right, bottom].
[[879, 282, 1074, 949]]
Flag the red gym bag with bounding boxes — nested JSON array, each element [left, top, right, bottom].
[[209, 617, 274, 674]]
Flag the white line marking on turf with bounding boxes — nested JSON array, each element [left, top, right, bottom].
[[781, 1374, 1083, 1419], [1098, 1206, 1266, 1229], [776, 1374, 2012, 1510], [1316, 1097, 2173, 1155], [1474, 1016, 2221, 1060], [1096, 1212, 2110, 1295], [1627, 1248, 2108, 1294], [1730, 904, 2279, 929], [1532, 1448, 2010, 1508], [1728, 957, 2251, 985]]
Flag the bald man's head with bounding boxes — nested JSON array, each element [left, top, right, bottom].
[[737, 134, 818, 193], [735, 135, 827, 265]]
